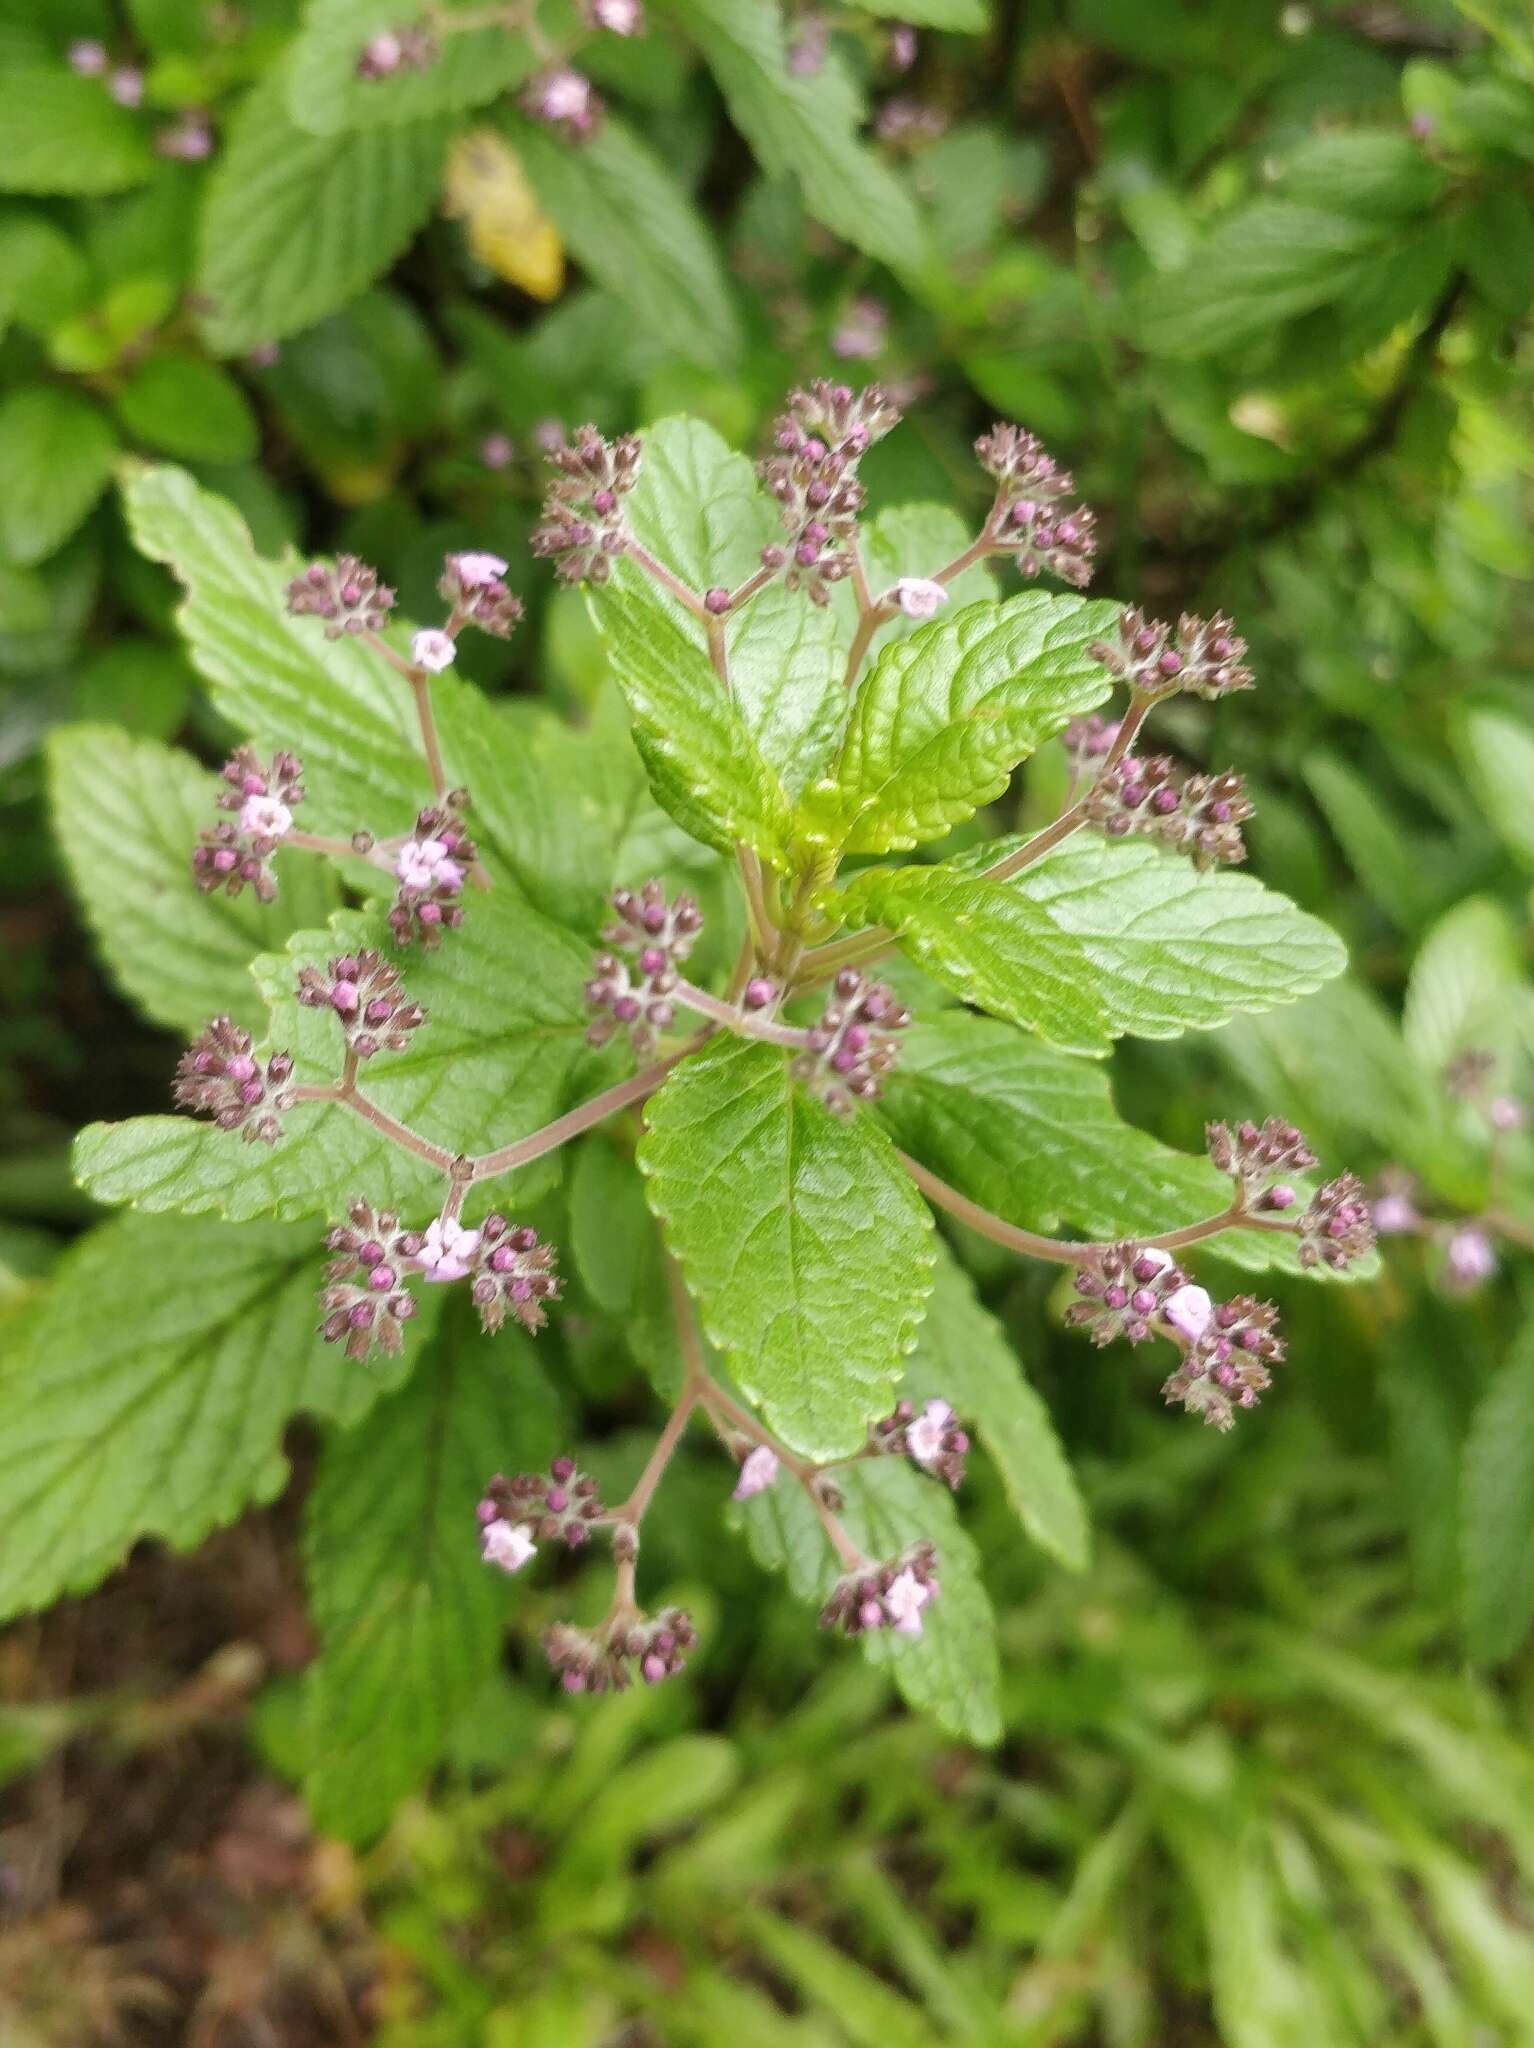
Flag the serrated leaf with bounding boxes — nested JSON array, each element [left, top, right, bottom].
[[1461, 1321, 1534, 1664], [0, 1211, 410, 1622], [968, 835, 1347, 1038], [902, 1242, 1088, 1570], [73, 892, 602, 1223], [47, 723, 338, 1037], [802, 593, 1117, 855], [195, 72, 447, 354], [0, 385, 118, 566], [639, 1037, 935, 1457], [287, 0, 532, 134], [0, 67, 154, 195], [509, 114, 740, 369], [300, 1303, 563, 1840], [596, 585, 795, 866], [839, 865, 1110, 1055], [742, 1457, 1000, 1744], [114, 352, 260, 464]]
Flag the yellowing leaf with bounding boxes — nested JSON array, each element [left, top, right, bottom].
[[444, 128, 564, 302]]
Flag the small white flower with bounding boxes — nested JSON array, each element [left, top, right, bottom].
[[893, 577, 948, 622], [591, 0, 643, 32], [882, 1568, 931, 1636], [449, 550, 508, 589], [482, 1517, 536, 1573], [905, 1398, 952, 1469], [417, 1215, 482, 1283], [411, 628, 457, 673], [539, 70, 592, 123], [732, 1445, 780, 1500], [239, 794, 293, 841], [1160, 1283, 1214, 1346], [1136, 1247, 1174, 1278], [396, 837, 464, 893]]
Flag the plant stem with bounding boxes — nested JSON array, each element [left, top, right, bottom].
[[612, 1387, 700, 1526], [339, 1085, 460, 1173], [286, 829, 388, 868], [626, 541, 711, 622], [672, 977, 808, 1049], [470, 1040, 703, 1180], [978, 691, 1152, 887]]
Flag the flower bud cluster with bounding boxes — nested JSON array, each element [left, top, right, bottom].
[[1206, 1117, 1316, 1208], [974, 423, 1096, 588], [1085, 756, 1251, 869], [1297, 1173, 1376, 1272], [174, 1019, 294, 1144], [1062, 713, 1121, 774], [388, 796, 475, 946], [1066, 1243, 1185, 1346], [437, 551, 524, 640], [757, 380, 901, 605], [1162, 1295, 1285, 1431], [192, 747, 304, 903], [296, 950, 425, 1060], [320, 1199, 421, 1360], [354, 24, 437, 79], [521, 67, 603, 141], [480, 1457, 604, 1555], [793, 969, 910, 1115], [544, 1608, 697, 1692], [585, 882, 704, 1056], [530, 425, 642, 582], [869, 1398, 968, 1489], [1090, 608, 1254, 700], [285, 555, 396, 638], [820, 1541, 940, 1638], [467, 1214, 562, 1335]]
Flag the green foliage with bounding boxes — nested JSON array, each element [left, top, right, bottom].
[[0, 385, 117, 566], [0, 66, 154, 195]]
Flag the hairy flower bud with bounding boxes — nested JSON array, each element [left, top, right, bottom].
[[1206, 1117, 1318, 1204], [530, 424, 642, 583], [355, 23, 437, 79], [544, 1606, 697, 1692], [870, 1398, 968, 1489], [1062, 713, 1121, 773], [468, 1215, 562, 1334], [974, 423, 1097, 587], [482, 1459, 604, 1546], [757, 380, 901, 604], [174, 1018, 294, 1144], [388, 795, 475, 947], [521, 66, 602, 141], [437, 552, 524, 639], [820, 1541, 940, 1638], [1066, 1242, 1184, 1346], [1297, 1173, 1375, 1272], [296, 949, 425, 1059], [1085, 755, 1252, 869], [286, 554, 395, 637], [794, 968, 910, 1114], [1162, 1295, 1285, 1430], [1090, 607, 1254, 700], [585, 881, 703, 1055], [319, 1198, 421, 1360], [192, 746, 304, 904], [732, 1444, 780, 1500]]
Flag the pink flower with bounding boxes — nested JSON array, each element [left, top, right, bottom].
[[1372, 1192, 1418, 1235], [1445, 1226, 1496, 1291], [1161, 1283, 1214, 1346], [893, 576, 948, 622], [905, 1399, 953, 1469], [882, 1568, 931, 1636], [732, 1445, 780, 1500], [238, 792, 293, 841], [69, 39, 108, 75], [109, 67, 143, 107], [1490, 1095, 1527, 1132], [396, 837, 464, 894], [482, 1518, 536, 1573], [448, 550, 509, 589], [590, 0, 645, 32], [411, 628, 457, 672], [416, 1216, 482, 1283]]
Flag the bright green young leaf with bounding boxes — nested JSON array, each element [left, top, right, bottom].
[[1461, 1320, 1534, 1665], [509, 115, 741, 371], [838, 865, 1111, 1056], [195, 72, 448, 354], [803, 592, 1117, 856], [287, 0, 532, 133], [595, 586, 795, 866], [0, 67, 154, 195], [742, 1456, 1001, 1745], [114, 352, 260, 464], [639, 1037, 935, 1457], [0, 385, 118, 566], [0, 1211, 412, 1622], [901, 1243, 1089, 1570], [1455, 705, 1534, 868], [73, 893, 602, 1222], [300, 1304, 563, 1840], [47, 724, 338, 1037]]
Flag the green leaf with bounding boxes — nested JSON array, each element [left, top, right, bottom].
[[838, 865, 1111, 1056], [595, 586, 795, 866], [287, 0, 532, 133], [1461, 1320, 1534, 1665], [742, 1457, 1001, 1745], [668, 0, 928, 273], [0, 1211, 406, 1622], [509, 115, 741, 370], [0, 67, 154, 195], [47, 724, 338, 1037], [855, 0, 985, 24], [902, 1242, 1088, 1570], [73, 892, 601, 1223], [1454, 705, 1534, 868], [194, 72, 447, 355], [114, 352, 260, 464], [0, 211, 91, 333], [969, 836, 1347, 1039], [639, 1037, 935, 1457], [802, 592, 1117, 856], [1273, 133, 1447, 220], [300, 1304, 563, 1840], [1403, 896, 1531, 1078], [0, 385, 117, 566]]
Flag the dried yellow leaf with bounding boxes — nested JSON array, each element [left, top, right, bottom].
[[443, 128, 565, 303]]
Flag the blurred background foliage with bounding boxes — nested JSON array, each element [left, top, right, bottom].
[[2, 0, 1534, 2040]]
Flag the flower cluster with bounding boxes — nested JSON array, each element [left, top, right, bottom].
[[174, 1020, 293, 1145], [1066, 1243, 1187, 1346], [1062, 713, 1121, 774], [1090, 608, 1254, 700], [757, 381, 901, 604], [296, 950, 425, 1060], [1297, 1173, 1376, 1272], [522, 67, 603, 141], [1085, 755, 1251, 869], [1162, 1296, 1286, 1431], [285, 555, 396, 638], [388, 796, 475, 946], [974, 424, 1096, 587], [820, 1542, 940, 1638], [437, 551, 524, 640], [794, 969, 911, 1115], [1206, 1117, 1317, 1208], [319, 1200, 422, 1361], [544, 1608, 697, 1692], [530, 425, 642, 582], [467, 1214, 562, 1334], [478, 1457, 605, 1564], [355, 24, 437, 79], [191, 747, 304, 903], [584, 882, 704, 1056], [869, 1398, 969, 1489]]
